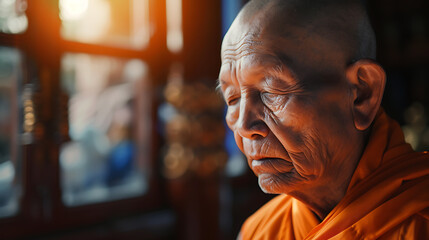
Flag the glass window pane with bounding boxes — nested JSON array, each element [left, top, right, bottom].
[[0, 0, 28, 34], [60, 53, 151, 206], [59, 0, 150, 49], [0, 47, 23, 218]]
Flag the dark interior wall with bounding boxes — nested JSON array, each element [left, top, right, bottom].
[[370, 0, 429, 121], [369, 0, 429, 150]]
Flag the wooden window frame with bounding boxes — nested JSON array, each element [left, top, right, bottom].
[[0, 0, 169, 238]]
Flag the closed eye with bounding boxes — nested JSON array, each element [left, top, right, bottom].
[[227, 97, 240, 106], [261, 91, 281, 100], [261, 92, 288, 106]]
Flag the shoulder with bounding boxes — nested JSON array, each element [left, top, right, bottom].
[[239, 195, 294, 240], [244, 194, 293, 226]]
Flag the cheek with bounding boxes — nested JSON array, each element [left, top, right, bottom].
[[266, 100, 308, 151], [225, 106, 244, 152], [233, 131, 244, 153], [268, 93, 338, 146], [265, 98, 328, 175], [225, 105, 239, 129]]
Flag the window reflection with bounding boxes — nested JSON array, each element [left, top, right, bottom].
[[60, 0, 150, 49], [60, 53, 149, 206], [0, 0, 28, 34], [0, 47, 23, 218]]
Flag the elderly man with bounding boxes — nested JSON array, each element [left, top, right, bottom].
[[218, 0, 429, 239]]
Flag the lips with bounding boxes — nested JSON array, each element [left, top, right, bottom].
[[251, 158, 294, 175]]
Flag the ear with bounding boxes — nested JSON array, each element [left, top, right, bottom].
[[346, 59, 386, 131]]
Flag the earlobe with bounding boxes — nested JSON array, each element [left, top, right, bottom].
[[346, 59, 386, 131]]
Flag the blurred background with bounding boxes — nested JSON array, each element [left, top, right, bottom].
[[0, 0, 428, 239]]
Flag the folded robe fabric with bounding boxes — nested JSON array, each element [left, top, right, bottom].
[[240, 109, 429, 240]]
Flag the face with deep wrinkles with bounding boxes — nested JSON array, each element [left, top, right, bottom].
[[219, 10, 363, 197]]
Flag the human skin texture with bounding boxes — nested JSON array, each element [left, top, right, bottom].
[[218, 0, 385, 219]]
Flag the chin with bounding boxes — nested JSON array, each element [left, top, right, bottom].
[[258, 173, 291, 194]]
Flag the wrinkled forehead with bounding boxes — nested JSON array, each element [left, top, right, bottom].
[[221, 8, 349, 74], [220, 13, 349, 91], [221, 0, 295, 54], [221, 18, 261, 60], [221, 14, 290, 69], [221, 3, 308, 65]]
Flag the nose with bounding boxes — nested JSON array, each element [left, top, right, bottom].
[[235, 94, 269, 139]]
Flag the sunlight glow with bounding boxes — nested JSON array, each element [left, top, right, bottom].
[[59, 0, 89, 21], [166, 0, 183, 53], [60, 0, 149, 49], [0, 0, 28, 34]]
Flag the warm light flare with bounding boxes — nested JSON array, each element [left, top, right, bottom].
[[166, 0, 183, 52], [59, 0, 89, 21]]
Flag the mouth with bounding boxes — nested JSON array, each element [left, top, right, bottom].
[[251, 158, 294, 175]]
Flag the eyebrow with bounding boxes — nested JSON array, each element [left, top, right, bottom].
[[215, 78, 225, 96]]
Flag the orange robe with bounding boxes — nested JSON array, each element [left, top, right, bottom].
[[240, 110, 429, 239]]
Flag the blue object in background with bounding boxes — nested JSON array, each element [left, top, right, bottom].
[[222, 0, 242, 37], [106, 140, 135, 186], [221, 0, 243, 158], [221, 0, 242, 158], [221, 0, 248, 177]]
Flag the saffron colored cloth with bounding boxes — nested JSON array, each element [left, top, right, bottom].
[[240, 110, 429, 240]]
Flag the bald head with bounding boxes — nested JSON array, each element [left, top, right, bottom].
[[227, 0, 376, 65]]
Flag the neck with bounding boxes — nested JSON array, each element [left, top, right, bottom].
[[290, 181, 350, 220]]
